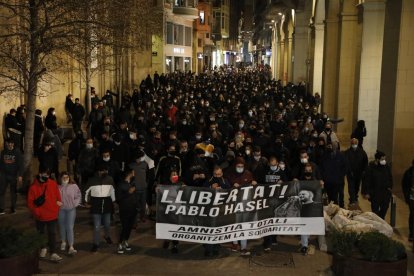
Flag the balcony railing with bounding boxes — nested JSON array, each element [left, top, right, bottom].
[[173, 0, 199, 19]]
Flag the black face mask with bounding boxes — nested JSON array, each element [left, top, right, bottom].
[[325, 128, 331, 132], [38, 175, 48, 183], [212, 177, 224, 186], [304, 172, 313, 177]]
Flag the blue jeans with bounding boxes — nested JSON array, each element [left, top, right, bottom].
[[92, 213, 111, 245], [58, 208, 77, 246]]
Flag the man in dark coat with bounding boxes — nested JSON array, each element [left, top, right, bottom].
[[343, 138, 368, 207], [320, 142, 346, 207], [362, 150, 393, 219], [0, 138, 23, 214], [71, 98, 85, 133], [402, 159, 414, 241]]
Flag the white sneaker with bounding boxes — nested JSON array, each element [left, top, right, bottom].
[[123, 241, 131, 251], [117, 244, 124, 254], [68, 247, 77, 255], [60, 242, 67, 251], [39, 248, 47, 258], [50, 253, 62, 262]]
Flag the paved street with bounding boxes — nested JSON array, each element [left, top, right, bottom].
[[1, 170, 414, 275]]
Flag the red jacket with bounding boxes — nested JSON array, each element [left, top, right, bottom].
[[27, 177, 61, 221], [165, 106, 178, 125]]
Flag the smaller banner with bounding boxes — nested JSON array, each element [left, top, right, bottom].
[[156, 181, 324, 244]]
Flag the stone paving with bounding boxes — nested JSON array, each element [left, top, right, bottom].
[[1, 154, 414, 275]]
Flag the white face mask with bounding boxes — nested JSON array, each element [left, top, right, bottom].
[[236, 167, 244, 174], [239, 123, 244, 129], [195, 135, 202, 140], [61, 179, 69, 185], [248, 111, 253, 117], [114, 141, 121, 146], [270, 165, 278, 171], [351, 144, 358, 150], [254, 156, 261, 161], [379, 160, 386, 165], [103, 157, 110, 162], [140, 157, 145, 162], [130, 134, 136, 140], [182, 120, 187, 125], [300, 158, 308, 164], [279, 164, 286, 170], [86, 143, 93, 149], [245, 150, 251, 155]]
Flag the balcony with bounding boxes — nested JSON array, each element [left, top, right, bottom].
[[173, 0, 199, 19]]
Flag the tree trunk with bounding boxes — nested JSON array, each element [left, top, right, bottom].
[[23, 86, 37, 187], [22, 0, 40, 189], [85, 64, 91, 114]]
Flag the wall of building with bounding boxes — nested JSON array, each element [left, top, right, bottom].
[[392, 0, 414, 180]]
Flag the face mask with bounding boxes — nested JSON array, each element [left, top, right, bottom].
[[279, 164, 286, 170], [38, 175, 48, 183], [270, 165, 278, 171], [248, 111, 253, 117], [239, 124, 244, 129], [236, 167, 244, 174], [114, 141, 121, 146], [62, 179, 69, 185], [254, 156, 261, 161], [195, 135, 202, 140], [325, 128, 331, 132], [312, 134, 318, 138], [168, 151, 175, 156], [379, 160, 386, 165], [140, 157, 145, 162], [86, 143, 93, 149], [171, 175, 179, 183], [300, 158, 308, 164], [182, 120, 187, 125], [53, 111, 56, 116], [302, 172, 312, 179], [210, 117, 215, 122], [245, 150, 251, 155], [130, 134, 136, 140], [103, 157, 110, 162], [351, 144, 358, 150]]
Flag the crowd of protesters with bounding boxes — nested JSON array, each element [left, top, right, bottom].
[[1, 66, 409, 262]]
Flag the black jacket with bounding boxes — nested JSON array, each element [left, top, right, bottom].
[[402, 166, 414, 203], [45, 114, 58, 131], [343, 147, 368, 176], [362, 161, 393, 202], [71, 104, 85, 121], [116, 179, 137, 211], [0, 147, 23, 176], [85, 174, 115, 214], [38, 146, 59, 176]]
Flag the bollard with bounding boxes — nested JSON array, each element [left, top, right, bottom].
[[390, 195, 396, 228]]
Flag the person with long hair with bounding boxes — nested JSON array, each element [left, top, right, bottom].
[[58, 172, 81, 255]]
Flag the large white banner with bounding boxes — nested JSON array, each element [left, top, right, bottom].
[[156, 181, 325, 244]]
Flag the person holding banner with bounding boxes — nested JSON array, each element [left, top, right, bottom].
[[261, 156, 288, 252], [225, 157, 257, 256], [203, 166, 231, 257], [298, 163, 323, 255], [161, 169, 185, 254]]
